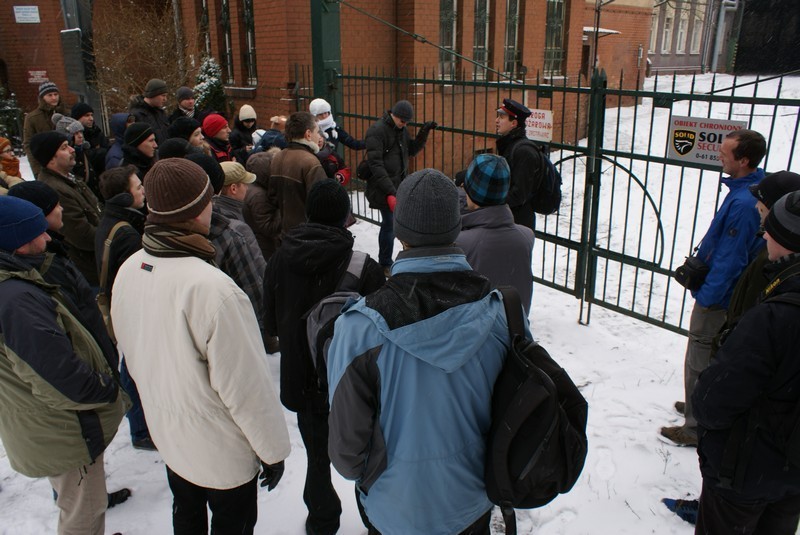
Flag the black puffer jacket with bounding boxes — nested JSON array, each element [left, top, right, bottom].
[[364, 112, 430, 209], [128, 95, 170, 145], [263, 222, 385, 412], [94, 192, 145, 299], [496, 127, 544, 230], [694, 254, 800, 503]]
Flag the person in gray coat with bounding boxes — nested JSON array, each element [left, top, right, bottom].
[[456, 153, 534, 313]]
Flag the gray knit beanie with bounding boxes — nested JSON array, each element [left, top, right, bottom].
[[765, 191, 800, 253], [391, 100, 414, 122], [394, 169, 461, 247]]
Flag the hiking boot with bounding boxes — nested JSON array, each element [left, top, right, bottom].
[[132, 437, 157, 451], [662, 498, 698, 524], [108, 488, 132, 509], [659, 426, 697, 447], [674, 401, 685, 415]]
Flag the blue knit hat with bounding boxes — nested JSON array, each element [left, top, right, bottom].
[[0, 197, 48, 252], [464, 154, 510, 206]]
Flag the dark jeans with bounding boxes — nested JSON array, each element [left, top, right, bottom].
[[166, 466, 258, 535], [356, 487, 491, 535], [120, 357, 150, 442], [696, 480, 800, 535], [378, 208, 394, 267], [297, 410, 341, 534]]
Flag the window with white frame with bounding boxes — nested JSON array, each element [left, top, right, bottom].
[[676, 6, 689, 54], [690, 2, 706, 54], [649, 10, 658, 54], [661, 5, 674, 54]]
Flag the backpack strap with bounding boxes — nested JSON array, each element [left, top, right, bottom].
[[336, 251, 369, 293], [99, 221, 132, 292], [495, 285, 524, 535], [498, 286, 525, 339]]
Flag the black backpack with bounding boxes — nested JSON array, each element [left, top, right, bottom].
[[302, 251, 369, 393], [509, 140, 563, 215], [486, 287, 588, 535]]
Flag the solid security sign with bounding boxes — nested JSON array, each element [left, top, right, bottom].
[[667, 116, 747, 167], [525, 109, 553, 143]]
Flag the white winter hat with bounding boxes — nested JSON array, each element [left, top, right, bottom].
[[239, 104, 257, 121], [309, 98, 332, 117]]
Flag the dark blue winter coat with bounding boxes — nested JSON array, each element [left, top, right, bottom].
[[105, 113, 131, 170], [693, 169, 765, 308]]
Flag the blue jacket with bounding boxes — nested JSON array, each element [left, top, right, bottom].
[[328, 247, 523, 535], [104, 112, 131, 170], [694, 169, 764, 308]]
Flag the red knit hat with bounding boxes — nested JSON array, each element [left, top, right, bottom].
[[202, 114, 228, 138]]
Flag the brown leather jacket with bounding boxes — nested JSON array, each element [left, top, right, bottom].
[[267, 142, 327, 240], [23, 99, 66, 176]]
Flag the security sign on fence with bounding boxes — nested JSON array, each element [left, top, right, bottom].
[[667, 116, 747, 167], [525, 108, 554, 143]]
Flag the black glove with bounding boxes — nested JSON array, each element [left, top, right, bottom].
[[421, 121, 438, 132], [259, 460, 285, 491]]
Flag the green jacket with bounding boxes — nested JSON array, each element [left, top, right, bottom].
[[0, 252, 128, 477], [38, 167, 102, 286]]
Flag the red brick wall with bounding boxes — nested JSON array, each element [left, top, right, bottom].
[[0, 1, 76, 112], [582, 3, 651, 91]]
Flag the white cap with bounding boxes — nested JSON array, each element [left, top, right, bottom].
[[309, 98, 332, 117]]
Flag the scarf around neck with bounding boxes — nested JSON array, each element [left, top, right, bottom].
[[2, 156, 21, 177], [142, 220, 216, 261]]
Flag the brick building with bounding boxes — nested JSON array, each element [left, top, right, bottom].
[[0, 0, 651, 171]]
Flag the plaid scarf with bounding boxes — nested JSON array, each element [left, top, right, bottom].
[[142, 220, 216, 261]]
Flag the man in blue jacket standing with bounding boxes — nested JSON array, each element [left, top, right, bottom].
[[661, 129, 767, 447], [328, 169, 522, 534]]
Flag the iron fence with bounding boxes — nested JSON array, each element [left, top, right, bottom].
[[293, 66, 800, 334]]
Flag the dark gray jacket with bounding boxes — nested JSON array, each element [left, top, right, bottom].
[[456, 204, 535, 313], [364, 112, 430, 209]]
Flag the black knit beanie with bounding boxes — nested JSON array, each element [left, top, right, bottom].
[[70, 102, 94, 120], [30, 131, 68, 167], [306, 178, 351, 227], [124, 123, 154, 148], [765, 191, 800, 253], [8, 180, 60, 216], [394, 169, 461, 247], [158, 138, 191, 159], [167, 117, 202, 141], [185, 153, 225, 194]]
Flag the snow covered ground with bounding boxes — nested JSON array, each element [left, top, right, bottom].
[[2, 73, 798, 534]]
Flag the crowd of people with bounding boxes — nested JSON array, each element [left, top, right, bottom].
[[0, 78, 799, 535]]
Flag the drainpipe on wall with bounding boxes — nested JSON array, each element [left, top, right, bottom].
[[710, 0, 738, 72]]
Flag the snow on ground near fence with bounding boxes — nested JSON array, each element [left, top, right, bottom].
[[2, 74, 798, 534]]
